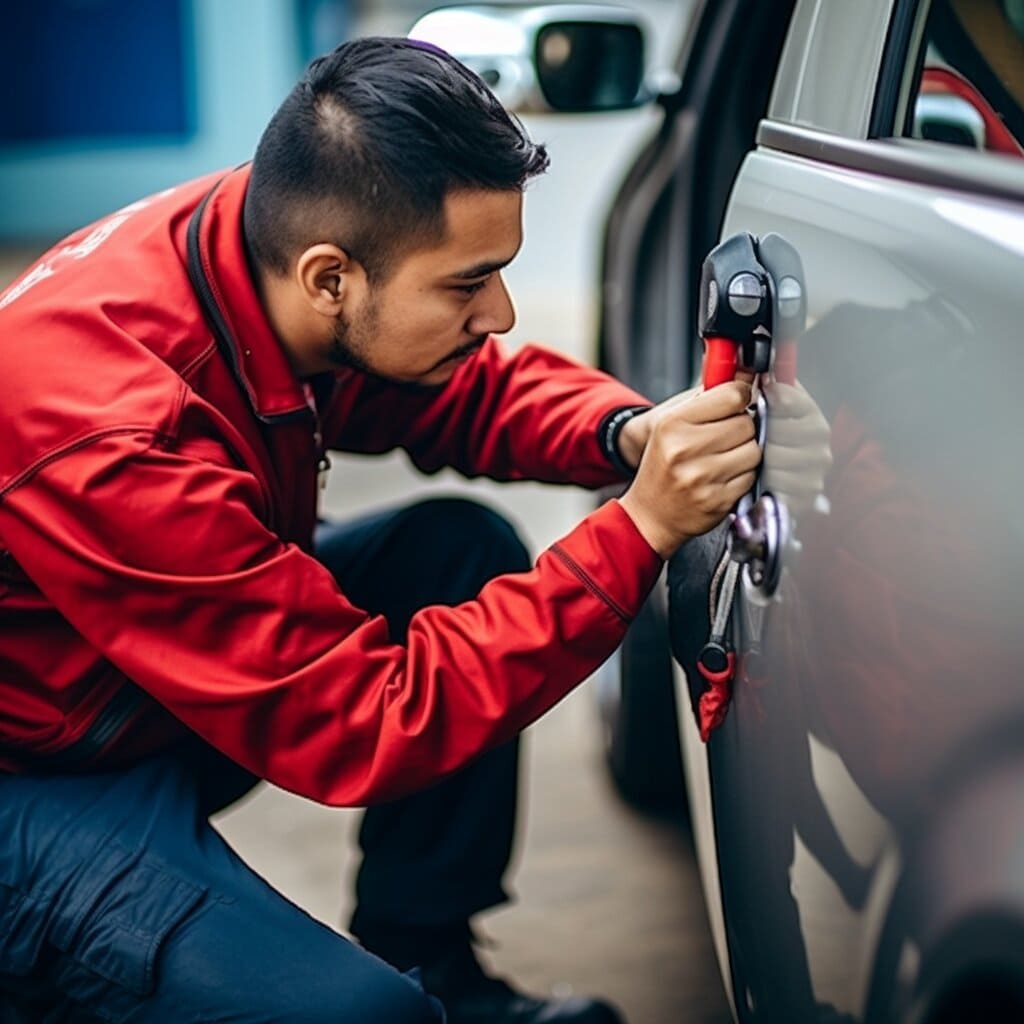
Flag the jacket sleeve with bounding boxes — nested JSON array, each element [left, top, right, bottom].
[[0, 419, 662, 806], [323, 337, 652, 488]]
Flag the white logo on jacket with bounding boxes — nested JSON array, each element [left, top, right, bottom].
[[0, 187, 178, 310]]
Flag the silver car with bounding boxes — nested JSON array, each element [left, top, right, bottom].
[[414, 1, 1024, 1020]]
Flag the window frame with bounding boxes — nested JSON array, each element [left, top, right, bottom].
[[757, 119, 1024, 203], [870, 0, 933, 139], [875, 0, 1024, 149], [758, 0, 1024, 206]]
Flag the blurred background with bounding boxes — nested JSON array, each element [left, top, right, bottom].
[[1, 2, 731, 1021], [1, 0, 683, 377]]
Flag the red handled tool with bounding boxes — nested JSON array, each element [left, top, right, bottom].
[[695, 233, 771, 740], [698, 232, 772, 389]]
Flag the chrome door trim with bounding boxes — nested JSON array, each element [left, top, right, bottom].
[[757, 119, 1024, 205]]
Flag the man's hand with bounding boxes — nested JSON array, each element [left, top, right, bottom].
[[619, 381, 760, 558], [616, 387, 700, 470]]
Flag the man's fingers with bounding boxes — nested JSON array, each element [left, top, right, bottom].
[[683, 381, 752, 424], [663, 411, 761, 456], [712, 438, 763, 482], [721, 471, 758, 507], [622, 381, 764, 554], [709, 412, 758, 452]]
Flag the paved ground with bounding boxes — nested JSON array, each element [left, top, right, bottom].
[[218, 690, 733, 1024]]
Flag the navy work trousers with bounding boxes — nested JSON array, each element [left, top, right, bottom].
[[0, 497, 529, 1022]]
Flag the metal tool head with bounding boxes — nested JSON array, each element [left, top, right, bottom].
[[698, 232, 773, 372]]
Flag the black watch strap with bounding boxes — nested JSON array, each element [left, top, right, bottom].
[[597, 405, 651, 478]]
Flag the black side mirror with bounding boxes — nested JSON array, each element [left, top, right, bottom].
[[409, 4, 650, 114], [534, 20, 644, 112]]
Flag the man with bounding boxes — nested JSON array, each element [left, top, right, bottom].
[[0, 38, 758, 1023]]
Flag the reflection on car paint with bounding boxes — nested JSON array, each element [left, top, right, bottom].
[[674, 145, 1024, 1016]]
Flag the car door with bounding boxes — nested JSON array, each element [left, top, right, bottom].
[[669, 0, 1024, 1020], [592, 0, 801, 818]]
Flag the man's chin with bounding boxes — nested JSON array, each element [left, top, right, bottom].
[[326, 335, 482, 391], [416, 368, 461, 389], [419, 346, 486, 388], [333, 360, 450, 392]]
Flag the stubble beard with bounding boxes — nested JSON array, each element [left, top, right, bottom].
[[327, 303, 485, 392], [327, 302, 432, 390], [328, 305, 378, 378]]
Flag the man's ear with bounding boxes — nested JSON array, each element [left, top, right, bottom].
[[295, 243, 364, 317]]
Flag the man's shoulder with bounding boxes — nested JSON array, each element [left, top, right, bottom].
[[0, 169, 232, 328], [0, 172, 238, 492], [0, 170, 238, 366]]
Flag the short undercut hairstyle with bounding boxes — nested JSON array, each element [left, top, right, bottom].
[[244, 37, 550, 282]]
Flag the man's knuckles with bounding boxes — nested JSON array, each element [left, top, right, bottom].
[[740, 437, 764, 469], [674, 382, 750, 424], [654, 416, 752, 462]]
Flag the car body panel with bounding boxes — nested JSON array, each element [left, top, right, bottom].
[[436, 0, 1024, 1017], [660, 0, 1024, 1018], [674, 659, 736, 1019], [676, 126, 1024, 1019]]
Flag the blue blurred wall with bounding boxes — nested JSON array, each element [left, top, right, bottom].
[[0, 0, 345, 242]]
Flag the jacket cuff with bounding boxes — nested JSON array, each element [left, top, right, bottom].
[[548, 499, 663, 623]]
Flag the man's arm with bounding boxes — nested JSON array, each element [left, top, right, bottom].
[[323, 337, 652, 487], [0, 419, 662, 806]]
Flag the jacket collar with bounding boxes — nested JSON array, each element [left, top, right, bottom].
[[190, 166, 309, 422]]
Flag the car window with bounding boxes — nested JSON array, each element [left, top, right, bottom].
[[902, 0, 1024, 157], [767, 0, 893, 138]]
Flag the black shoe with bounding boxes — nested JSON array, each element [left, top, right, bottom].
[[418, 940, 624, 1024]]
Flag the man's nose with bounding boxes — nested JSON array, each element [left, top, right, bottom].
[[468, 273, 516, 337]]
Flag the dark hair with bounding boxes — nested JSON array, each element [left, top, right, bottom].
[[244, 37, 549, 281]]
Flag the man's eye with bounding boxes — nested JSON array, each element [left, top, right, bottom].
[[457, 278, 488, 296]]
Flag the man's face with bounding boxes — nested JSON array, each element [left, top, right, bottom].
[[330, 188, 523, 388]]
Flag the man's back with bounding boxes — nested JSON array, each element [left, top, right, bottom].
[[0, 172, 228, 771]]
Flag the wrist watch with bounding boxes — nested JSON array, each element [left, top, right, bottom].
[[597, 405, 651, 477]]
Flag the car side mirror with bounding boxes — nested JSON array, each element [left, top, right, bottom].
[[408, 4, 649, 114], [913, 93, 986, 149]]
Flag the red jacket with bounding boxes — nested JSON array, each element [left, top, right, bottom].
[[0, 167, 661, 804]]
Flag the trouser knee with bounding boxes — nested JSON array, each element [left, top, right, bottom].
[[284, 971, 441, 1024], [358, 975, 444, 1024], [410, 497, 531, 595], [315, 496, 531, 645]]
